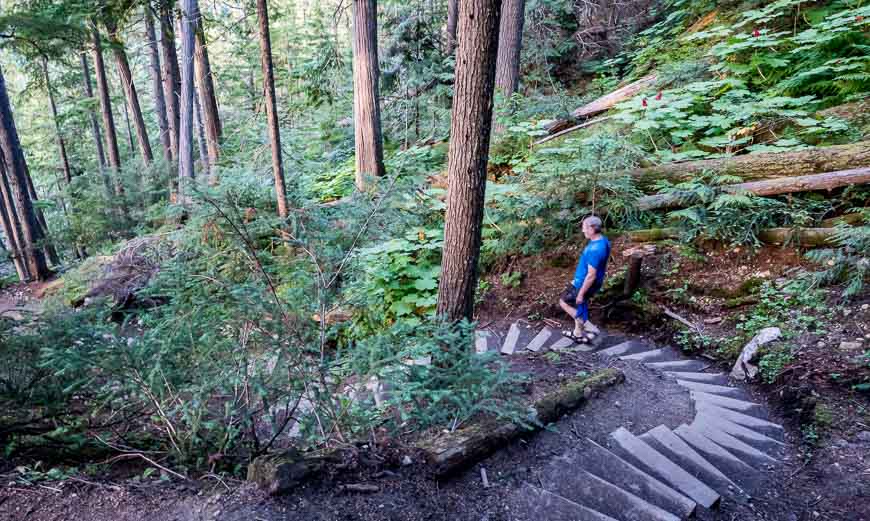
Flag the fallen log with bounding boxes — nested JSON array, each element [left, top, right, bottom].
[[533, 116, 611, 146], [417, 368, 624, 476], [820, 209, 868, 227], [625, 141, 870, 190], [626, 227, 839, 247], [635, 167, 870, 211], [544, 75, 657, 133]]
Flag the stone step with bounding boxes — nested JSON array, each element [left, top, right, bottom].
[[690, 391, 764, 416], [620, 348, 674, 363], [501, 323, 522, 355], [694, 413, 786, 453], [573, 439, 697, 519], [610, 427, 721, 509], [676, 379, 744, 398], [474, 331, 494, 354], [550, 336, 576, 350], [693, 402, 784, 440], [644, 360, 710, 373], [597, 340, 652, 358], [547, 469, 681, 521], [673, 424, 759, 482], [525, 327, 555, 352], [665, 371, 728, 385], [690, 421, 778, 467], [513, 483, 619, 521], [641, 426, 739, 495]]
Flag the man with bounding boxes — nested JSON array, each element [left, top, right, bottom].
[[560, 215, 611, 343]]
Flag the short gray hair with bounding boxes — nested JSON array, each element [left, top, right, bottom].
[[583, 215, 603, 233]]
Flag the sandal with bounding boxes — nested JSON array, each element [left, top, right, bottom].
[[561, 330, 590, 344]]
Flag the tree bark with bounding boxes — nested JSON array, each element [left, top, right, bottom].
[[145, 6, 172, 164], [435, 0, 501, 322], [352, 0, 386, 190], [42, 58, 74, 186], [91, 24, 122, 173], [79, 53, 114, 198], [0, 159, 29, 280], [193, 83, 209, 178], [159, 1, 182, 162], [0, 65, 51, 281], [256, 0, 289, 218], [627, 141, 870, 190], [446, 0, 459, 54], [494, 0, 524, 99], [177, 0, 198, 189], [194, 19, 221, 173], [106, 21, 154, 166], [636, 167, 870, 211]]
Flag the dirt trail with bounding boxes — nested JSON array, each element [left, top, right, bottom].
[[2, 326, 867, 520]]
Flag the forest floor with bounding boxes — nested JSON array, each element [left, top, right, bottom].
[[1, 240, 869, 520]]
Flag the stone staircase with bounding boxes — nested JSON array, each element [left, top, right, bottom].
[[478, 323, 787, 520]]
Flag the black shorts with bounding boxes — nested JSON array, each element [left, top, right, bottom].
[[561, 283, 580, 304], [560, 282, 601, 303]]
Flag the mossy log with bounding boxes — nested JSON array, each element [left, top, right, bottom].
[[820, 209, 868, 227], [417, 368, 625, 476], [635, 167, 870, 211], [248, 448, 329, 495], [624, 141, 870, 190], [626, 227, 838, 247]]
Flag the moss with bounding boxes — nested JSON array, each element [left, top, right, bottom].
[[813, 403, 834, 427]]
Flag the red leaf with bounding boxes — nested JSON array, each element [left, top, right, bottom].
[[655, 91, 663, 101], [642, 98, 648, 107], [753, 28, 760, 37]]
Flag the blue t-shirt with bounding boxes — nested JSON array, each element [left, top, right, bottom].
[[573, 237, 611, 289]]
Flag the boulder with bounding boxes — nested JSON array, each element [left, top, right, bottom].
[[730, 327, 782, 381], [247, 449, 324, 495]]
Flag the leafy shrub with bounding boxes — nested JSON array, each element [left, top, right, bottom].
[[806, 220, 870, 298], [655, 172, 829, 246], [342, 319, 529, 432]]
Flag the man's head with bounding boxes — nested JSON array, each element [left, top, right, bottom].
[[582, 215, 603, 240]]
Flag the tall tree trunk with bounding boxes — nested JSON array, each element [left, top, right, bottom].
[[91, 24, 129, 219], [106, 21, 154, 166], [0, 160, 29, 280], [120, 81, 136, 152], [352, 0, 386, 190], [494, 0, 524, 98], [177, 0, 198, 189], [446, 0, 459, 54], [193, 84, 209, 178], [91, 24, 122, 172], [79, 53, 113, 198], [42, 58, 74, 186], [145, 6, 172, 164], [194, 19, 221, 174], [22, 164, 60, 266], [159, 1, 181, 162], [0, 65, 51, 281], [435, 0, 501, 322], [256, 0, 289, 218]]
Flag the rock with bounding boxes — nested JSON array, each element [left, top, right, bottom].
[[247, 449, 324, 495], [861, 304, 869, 311], [856, 431, 870, 444], [730, 327, 782, 381], [402, 455, 413, 466], [839, 341, 863, 352]]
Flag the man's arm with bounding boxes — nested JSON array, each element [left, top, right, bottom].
[[576, 265, 597, 304]]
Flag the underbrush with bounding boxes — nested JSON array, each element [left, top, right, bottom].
[[1, 163, 528, 476]]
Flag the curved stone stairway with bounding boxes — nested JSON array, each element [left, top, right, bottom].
[[477, 324, 786, 521]]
